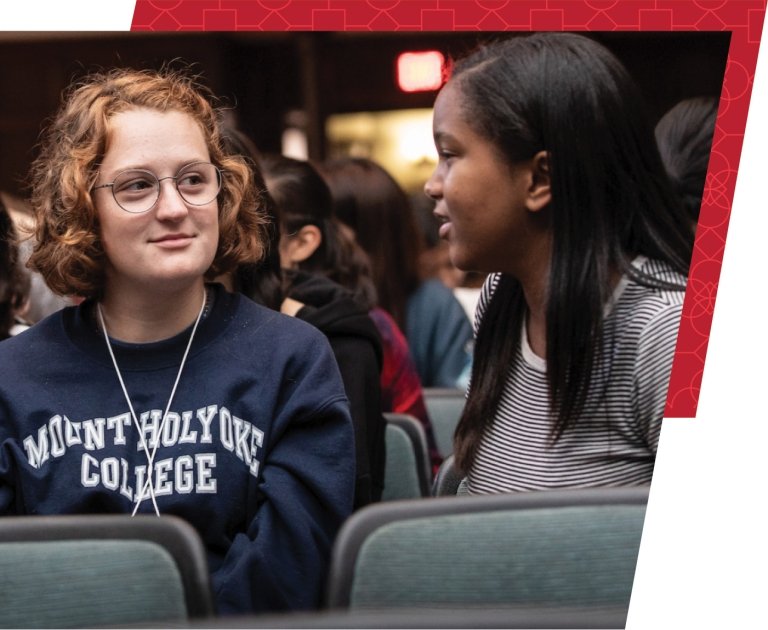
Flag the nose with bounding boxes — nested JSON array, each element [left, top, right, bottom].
[[154, 177, 189, 221], [424, 170, 441, 200]]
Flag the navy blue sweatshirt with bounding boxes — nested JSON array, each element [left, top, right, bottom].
[[0, 284, 355, 615]]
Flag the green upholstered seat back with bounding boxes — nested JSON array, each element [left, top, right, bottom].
[[349, 504, 645, 609], [0, 539, 187, 628], [382, 422, 424, 501], [422, 388, 465, 457]]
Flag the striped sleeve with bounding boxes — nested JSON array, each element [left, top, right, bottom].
[[633, 300, 684, 453]]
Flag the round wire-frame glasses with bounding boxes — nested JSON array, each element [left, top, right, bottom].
[[92, 161, 223, 214]]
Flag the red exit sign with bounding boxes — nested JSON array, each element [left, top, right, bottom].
[[397, 51, 446, 93]]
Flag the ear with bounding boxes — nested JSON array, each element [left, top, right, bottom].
[[525, 150, 551, 212], [280, 224, 323, 266]]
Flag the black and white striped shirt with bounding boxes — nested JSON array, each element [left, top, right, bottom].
[[465, 256, 686, 494]]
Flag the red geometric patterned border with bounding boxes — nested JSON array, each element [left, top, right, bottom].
[[132, 0, 767, 418]]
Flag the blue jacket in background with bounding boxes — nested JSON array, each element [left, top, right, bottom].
[[406, 279, 473, 389]]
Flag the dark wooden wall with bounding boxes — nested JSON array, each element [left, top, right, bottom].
[[0, 31, 730, 200]]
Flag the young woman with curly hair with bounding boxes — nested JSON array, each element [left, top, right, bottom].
[[0, 67, 354, 615]]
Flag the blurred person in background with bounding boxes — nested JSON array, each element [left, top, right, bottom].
[[655, 95, 719, 229], [0, 198, 31, 339], [1, 192, 71, 323], [255, 152, 442, 473], [321, 157, 473, 391], [221, 133, 387, 507]]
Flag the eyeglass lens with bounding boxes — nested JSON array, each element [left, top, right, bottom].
[[111, 162, 221, 213]]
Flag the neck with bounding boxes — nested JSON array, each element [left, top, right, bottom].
[[515, 234, 551, 360], [522, 273, 548, 359], [99, 281, 207, 343], [519, 253, 626, 361]]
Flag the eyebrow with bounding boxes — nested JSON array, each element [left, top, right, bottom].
[[433, 130, 454, 143], [101, 159, 210, 178]]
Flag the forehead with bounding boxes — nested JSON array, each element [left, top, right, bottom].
[[105, 106, 206, 139], [101, 108, 210, 168], [433, 80, 474, 131], [433, 79, 490, 149]]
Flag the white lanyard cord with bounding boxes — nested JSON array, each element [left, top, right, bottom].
[[97, 289, 207, 517]]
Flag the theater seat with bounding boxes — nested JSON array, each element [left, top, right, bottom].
[[0, 514, 213, 628], [422, 388, 465, 457], [382, 413, 432, 500], [325, 485, 648, 627]]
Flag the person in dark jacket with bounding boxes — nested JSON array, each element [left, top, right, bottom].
[[281, 268, 385, 507], [265, 153, 443, 473], [221, 131, 386, 508]]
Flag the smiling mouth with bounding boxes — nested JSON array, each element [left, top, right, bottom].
[[434, 214, 451, 239]]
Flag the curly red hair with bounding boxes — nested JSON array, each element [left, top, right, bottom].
[[28, 67, 268, 299]]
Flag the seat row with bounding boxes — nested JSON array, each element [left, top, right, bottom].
[[0, 486, 648, 628], [383, 387, 466, 501], [0, 388, 646, 628]]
